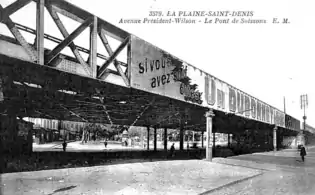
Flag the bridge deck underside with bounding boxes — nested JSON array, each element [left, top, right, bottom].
[[0, 54, 207, 129], [0, 54, 300, 133]]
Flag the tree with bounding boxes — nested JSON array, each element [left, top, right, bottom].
[[128, 126, 143, 138], [81, 124, 89, 143], [81, 123, 103, 143], [100, 124, 125, 140]]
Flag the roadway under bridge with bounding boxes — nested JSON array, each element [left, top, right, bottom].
[[0, 0, 311, 161]]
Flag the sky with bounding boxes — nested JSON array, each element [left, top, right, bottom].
[[0, 0, 314, 127]]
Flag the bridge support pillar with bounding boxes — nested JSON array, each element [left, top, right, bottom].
[[180, 125, 184, 151], [228, 134, 231, 148], [205, 109, 215, 161], [186, 132, 189, 150], [0, 76, 3, 103], [1, 114, 20, 153], [273, 126, 277, 152], [147, 126, 150, 150], [0, 70, 32, 157], [201, 131, 204, 148], [164, 127, 167, 151], [213, 131, 216, 156], [154, 126, 157, 151]]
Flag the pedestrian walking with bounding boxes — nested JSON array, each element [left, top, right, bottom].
[[170, 143, 175, 158], [104, 139, 108, 148], [62, 140, 67, 152], [300, 145, 307, 162]]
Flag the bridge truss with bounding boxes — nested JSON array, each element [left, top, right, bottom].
[[0, 0, 207, 129]]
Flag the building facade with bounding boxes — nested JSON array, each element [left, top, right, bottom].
[[25, 117, 87, 132]]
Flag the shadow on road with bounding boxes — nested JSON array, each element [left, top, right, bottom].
[[2, 149, 207, 173], [47, 185, 77, 195], [2, 147, 280, 173]]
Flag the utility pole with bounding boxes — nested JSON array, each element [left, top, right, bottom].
[[284, 77, 294, 114], [300, 94, 308, 145], [300, 94, 308, 132], [283, 96, 286, 114]]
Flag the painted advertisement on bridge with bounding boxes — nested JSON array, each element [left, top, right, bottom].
[[204, 74, 285, 127], [130, 35, 285, 128], [130, 35, 204, 106]]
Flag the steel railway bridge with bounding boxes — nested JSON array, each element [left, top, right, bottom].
[[0, 0, 312, 160]]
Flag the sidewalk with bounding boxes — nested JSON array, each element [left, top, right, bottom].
[[1, 160, 263, 195], [213, 147, 315, 176], [213, 158, 279, 171], [248, 146, 315, 162], [210, 148, 315, 195]]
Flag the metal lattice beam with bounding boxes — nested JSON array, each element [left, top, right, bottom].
[[98, 31, 130, 85], [47, 0, 129, 41], [35, 110, 54, 119], [0, 0, 32, 23], [50, 4, 84, 23], [100, 97, 113, 126], [104, 69, 120, 77], [0, 5, 38, 61], [59, 104, 88, 122], [98, 27, 120, 67], [46, 4, 92, 76], [13, 23, 127, 67], [98, 27, 130, 82], [45, 17, 93, 64], [130, 97, 156, 127], [126, 40, 131, 78]]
